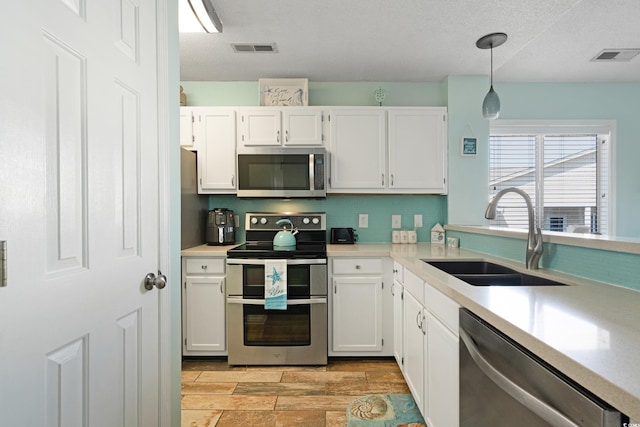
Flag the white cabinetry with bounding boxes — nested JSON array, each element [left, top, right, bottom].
[[192, 107, 236, 194], [328, 107, 447, 194], [394, 263, 460, 427], [403, 289, 426, 411], [388, 108, 447, 193], [238, 108, 324, 148], [392, 262, 404, 366], [182, 256, 227, 355], [330, 257, 393, 356], [328, 109, 386, 190], [180, 107, 195, 149]]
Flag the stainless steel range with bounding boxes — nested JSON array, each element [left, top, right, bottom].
[[226, 212, 327, 365]]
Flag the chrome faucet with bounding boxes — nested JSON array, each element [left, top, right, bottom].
[[485, 187, 544, 269]]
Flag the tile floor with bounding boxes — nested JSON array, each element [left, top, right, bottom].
[[181, 357, 411, 427]]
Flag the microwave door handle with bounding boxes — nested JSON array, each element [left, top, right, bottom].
[[459, 328, 579, 427], [309, 154, 315, 191]]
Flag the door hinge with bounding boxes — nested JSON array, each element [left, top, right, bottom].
[[241, 115, 245, 122], [381, 338, 384, 346], [184, 338, 187, 346], [328, 114, 331, 122], [401, 356, 404, 366], [242, 134, 245, 142], [191, 115, 195, 123], [381, 282, 384, 289], [183, 281, 186, 289], [442, 115, 446, 122]]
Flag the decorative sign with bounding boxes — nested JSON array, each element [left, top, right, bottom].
[[462, 137, 477, 156], [259, 78, 308, 106]]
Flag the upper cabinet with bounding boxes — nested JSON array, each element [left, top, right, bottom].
[[238, 107, 324, 148], [388, 108, 447, 194], [328, 109, 387, 190], [193, 107, 237, 194], [328, 107, 447, 195], [180, 107, 195, 149]]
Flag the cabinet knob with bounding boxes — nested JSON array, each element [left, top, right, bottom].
[[201, 265, 207, 270], [355, 265, 361, 270]]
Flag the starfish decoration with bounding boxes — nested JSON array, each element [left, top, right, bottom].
[[266, 267, 283, 297]]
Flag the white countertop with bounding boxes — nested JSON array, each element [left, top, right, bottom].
[[328, 243, 640, 420], [182, 242, 640, 419]]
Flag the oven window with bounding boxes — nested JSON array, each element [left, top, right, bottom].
[[243, 264, 311, 298], [243, 304, 311, 346], [237, 154, 310, 191]]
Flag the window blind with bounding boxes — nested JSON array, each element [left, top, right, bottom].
[[489, 132, 609, 235]]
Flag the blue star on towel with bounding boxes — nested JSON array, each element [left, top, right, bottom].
[[267, 267, 282, 286]]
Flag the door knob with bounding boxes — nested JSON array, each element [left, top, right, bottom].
[[144, 271, 167, 291]]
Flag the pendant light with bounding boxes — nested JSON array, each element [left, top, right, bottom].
[[476, 33, 507, 120]]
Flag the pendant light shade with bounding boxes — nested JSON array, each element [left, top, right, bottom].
[[482, 86, 501, 120], [476, 32, 507, 120]]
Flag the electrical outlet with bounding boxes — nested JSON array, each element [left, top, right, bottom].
[[414, 214, 423, 228], [392, 215, 402, 229], [359, 214, 369, 228]]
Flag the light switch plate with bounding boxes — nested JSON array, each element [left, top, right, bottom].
[[414, 214, 423, 228], [359, 214, 369, 228], [392, 215, 401, 229]]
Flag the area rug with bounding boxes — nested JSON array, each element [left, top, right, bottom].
[[346, 394, 427, 427]]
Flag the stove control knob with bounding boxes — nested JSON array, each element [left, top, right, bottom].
[[302, 217, 310, 224], [312, 217, 320, 225], [260, 217, 268, 225], [250, 217, 258, 224]]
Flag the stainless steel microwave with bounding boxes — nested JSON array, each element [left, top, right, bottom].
[[236, 147, 327, 198]]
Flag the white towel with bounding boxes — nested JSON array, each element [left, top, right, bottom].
[[265, 260, 287, 310]]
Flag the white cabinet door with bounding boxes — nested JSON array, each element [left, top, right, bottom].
[[402, 291, 425, 411], [196, 108, 236, 193], [392, 280, 404, 366], [388, 108, 447, 194], [329, 109, 386, 190], [283, 109, 324, 146], [180, 107, 195, 149], [183, 276, 226, 353], [239, 109, 282, 146], [332, 276, 383, 352], [426, 312, 459, 427]]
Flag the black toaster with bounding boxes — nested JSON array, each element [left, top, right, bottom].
[[330, 227, 357, 244]]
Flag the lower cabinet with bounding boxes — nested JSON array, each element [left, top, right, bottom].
[[182, 256, 227, 356], [402, 290, 426, 411], [426, 311, 459, 427], [329, 257, 393, 356], [393, 263, 460, 427]]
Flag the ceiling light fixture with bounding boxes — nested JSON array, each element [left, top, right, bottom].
[[476, 32, 507, 120], [179, 0, 222, 33]]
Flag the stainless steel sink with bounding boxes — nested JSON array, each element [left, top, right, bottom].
[[423, 260, 567, 287]]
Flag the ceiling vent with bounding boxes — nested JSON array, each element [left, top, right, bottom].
[[590, 49, 640, 62], [231, 43, 278, 53]]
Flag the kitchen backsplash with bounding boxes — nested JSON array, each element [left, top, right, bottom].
[[207, 194, 446, 243]]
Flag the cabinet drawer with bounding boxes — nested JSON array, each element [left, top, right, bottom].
[[333, 258, 382, 275], [425, 285, 459, 335], [403, 268, 424, 305], [184, 257, 225, 275]]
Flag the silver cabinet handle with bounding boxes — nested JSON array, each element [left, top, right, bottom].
[[381, 174, 385, 186], [277, 130, 280, 143], [416, 311, 422, 330], [231, 175, 234, 186], [391, 282, 395, 296], [459, 327, 579, 427], [391, 174, 394, 186], [285, 130, 289, 142], [220, 280, 224, 294]]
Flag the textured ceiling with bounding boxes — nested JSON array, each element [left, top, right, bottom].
[[179, 0, 640, 83]]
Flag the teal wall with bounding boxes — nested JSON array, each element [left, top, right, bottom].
[[446, 230, 640, 291], [181, 79, 640, 290], [208, 195, 446, 243]]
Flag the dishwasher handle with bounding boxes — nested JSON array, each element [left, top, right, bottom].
[[459, 327, 579, 427]]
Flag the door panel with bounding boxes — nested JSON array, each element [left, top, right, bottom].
[[0, 0, 161, 425]]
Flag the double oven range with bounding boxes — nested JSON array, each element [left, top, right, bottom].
[[226, 212, 328, 365]]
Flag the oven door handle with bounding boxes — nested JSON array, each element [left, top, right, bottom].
[[227, 297, 327, 305], [226, 258, 327, 265]]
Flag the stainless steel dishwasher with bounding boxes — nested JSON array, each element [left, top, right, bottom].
[[459, 309, 626, 427]]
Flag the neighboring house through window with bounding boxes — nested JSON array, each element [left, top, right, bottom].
[[489, 121, 614, 235]]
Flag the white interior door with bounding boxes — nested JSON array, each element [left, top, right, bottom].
[[0, 0, 163, 425]]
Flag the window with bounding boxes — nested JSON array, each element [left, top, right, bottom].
[[489, 121, 613, 235]]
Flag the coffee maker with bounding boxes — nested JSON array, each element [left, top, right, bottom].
[[206, 208, 235, 245]]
